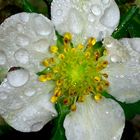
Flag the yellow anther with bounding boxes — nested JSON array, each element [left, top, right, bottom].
[[59, 54, 65, 60], [56, 79, 63, 86], [42, 59, 49, 67], [63, 98, 70, 105], [103, 49, 108, 56], [53, 67, 59, 73], [77, 44, 84, 50], [46, 73, 53, 81], [50, 96, 58, 103], [54, 88, 62, 97], [48, 57, 55, 64], [85, 51, 91, 58], [94, 52, 100, 61], [94, 76, 101, 82], [50, 45, 58, 53], [102, 61, 108, 68], [87, 37, 96, 47], [38, 75, 48, 82], [71, 104, 77, 111], [102, 73, 108, 78], [78, 96, 85, 102], [71, 48, 77, 53], [96, 85, 103, 92], [104, 80, 110, 87], [63, 32, 72, 45], [94, 93, 102, 102]]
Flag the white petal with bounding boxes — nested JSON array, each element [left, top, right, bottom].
[[64, 97, 125, 140], [0, 12, 56, 73], [0, 13, 57, 132], [0, 77, 57, 132], [51, 0, 120, 44], [103, 37, 140, 103]]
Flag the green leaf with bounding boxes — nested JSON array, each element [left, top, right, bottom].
[[51, 103, 70, 140], [103, 92, 140, 120], [37, 67, 52, 76], [22, 0, 37, 12], [112, 6, 139, 39]]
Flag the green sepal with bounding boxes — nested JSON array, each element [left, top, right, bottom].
[[50, 103, 70, 140], [103, 92, 140, 120], [112, 6, 139, 39], [36, 67, 52, 76]]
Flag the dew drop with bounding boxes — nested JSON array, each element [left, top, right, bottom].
[[91, 5, 101, 16], [16, 34, 29, 47], [56, 9, 63, 16], [7, 68, 29, 87], [24, 89, 36, 97], [20, 13, 29, 23], [14, 48, 29, 64], [101, 0, 110, 4], [88, 14, 96, 23], [110, 55, 121, 63], [33, 16, 52, 36], [0, 92, 8, 100], [0, 51, 7, 65]]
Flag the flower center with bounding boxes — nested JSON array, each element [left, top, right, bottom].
[[38, 32, 109, 111]]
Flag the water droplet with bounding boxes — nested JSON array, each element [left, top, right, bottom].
[[7, 68, 30, 87], [14, 48, 29, 64], [17, 24, 24, 32], [0, 51, 7, 65], [88, 14, 96, 23], [31, 122, 43, 131], [120, 75, 124, 78], [33, 16, 52, 36], [20, 13, 29, 23], [91, 5, 101, 16], [9, 100, 23, 110], [24, 89, 36, 97], [56, 9, 63, 16], [16, 34, 29, 47], [101, 0, 110, 4], [0, 92, 8, 100], [110, 55, 121, 63]]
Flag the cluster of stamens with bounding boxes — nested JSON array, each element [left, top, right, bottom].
[[38, 32, 109, 111]]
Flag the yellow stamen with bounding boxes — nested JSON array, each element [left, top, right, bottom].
[[85, 51, 91, 58], [87, 37, 96, 47], [78, 96, 85, 102], [59, 54, 65, 60], [54, 88, 62, 97], [42, 59, 49, 67], [77, 44, 84, 50], [102, 73, 108, 78], [50, 96, 58, 103], [56, 79, 63, 86], [63, 32, 72, 45], [71, 104, 77, 111], [94, 76, 101, 82], [50, 45, 58, 53], [94, 93, 102, 102], [38, 75, 48, 82]]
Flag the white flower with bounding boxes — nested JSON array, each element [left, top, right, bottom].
[[0, 0, 140, 140]]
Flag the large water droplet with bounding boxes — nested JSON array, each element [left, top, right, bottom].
[[7, 68, 29, 87], [16, 34, 29, 47], [14, 48, 29, 64], [91, 5, 101, 16], [0, 51, 7, 65], [110, 55, 121, 63], [33, 16, 52, 36]]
